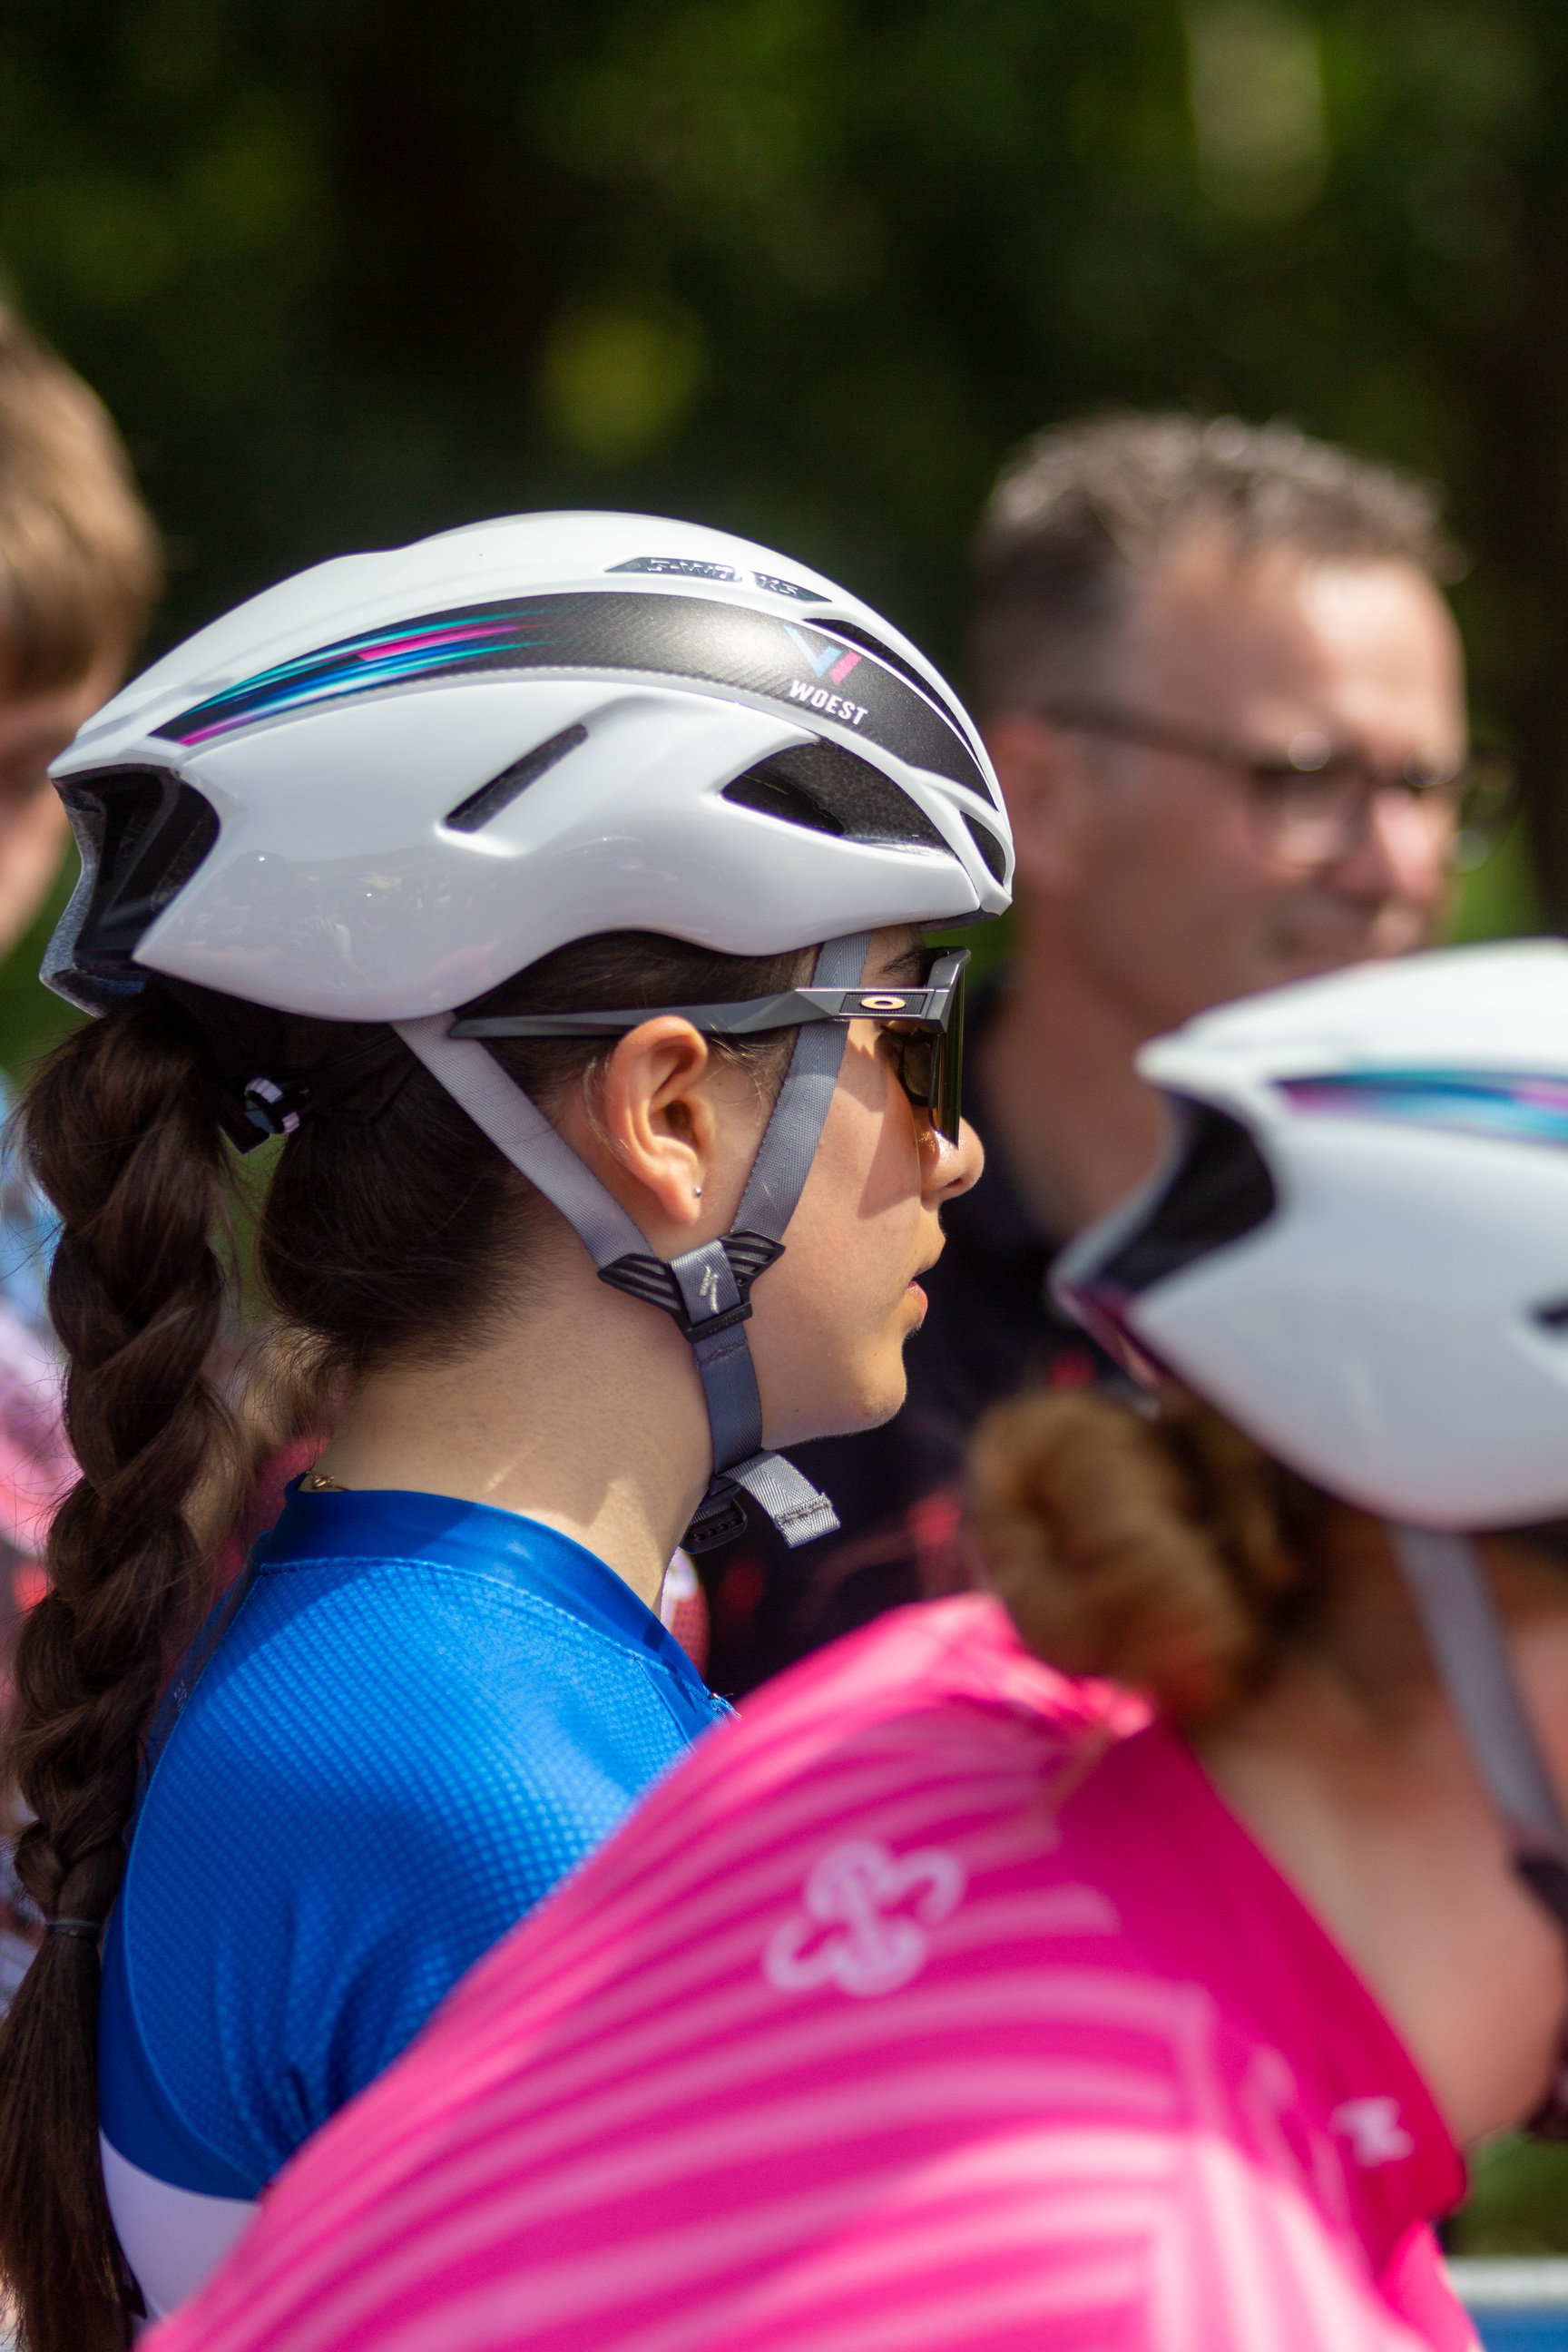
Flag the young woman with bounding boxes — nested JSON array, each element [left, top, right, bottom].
[[0, 510, 1012, 2350], [144, 938, 1568, 2352]]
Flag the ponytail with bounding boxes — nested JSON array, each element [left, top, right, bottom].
[[965, 1387, 1312, 1721], [0, 990, 239, 2350]]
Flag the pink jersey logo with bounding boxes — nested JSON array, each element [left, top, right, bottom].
[[1330, 2097, 1415, 2166], [763, 1837, 965, 1998]]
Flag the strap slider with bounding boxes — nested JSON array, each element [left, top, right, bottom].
[[684, 1298, 754, 1341], [598, 1231, 785, 1341], [596, 1268, 752, 1343]]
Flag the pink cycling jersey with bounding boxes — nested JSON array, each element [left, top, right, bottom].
[[150, 1594, 1476, 2352]]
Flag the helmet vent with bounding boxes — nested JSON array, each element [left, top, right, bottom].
[[724, 740, 951, 851], [1097, 1102, 1278, 1297], [444, 723, 588, 833], [64, 767, 221, 979], [724, 764, 843, 838], [962, 809, 1007, 881]]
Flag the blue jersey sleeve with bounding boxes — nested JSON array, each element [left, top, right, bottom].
[[100, 1510, 722, 2200]]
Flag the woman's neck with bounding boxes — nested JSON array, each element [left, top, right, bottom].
[[1194, 1654, 1568, 2146], [309, 1244, 714, 1610]]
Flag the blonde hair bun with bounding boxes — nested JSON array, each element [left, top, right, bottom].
[[965, 1387, 1302, 1721]]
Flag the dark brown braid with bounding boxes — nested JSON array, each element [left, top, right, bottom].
[[0, 989, 239, 2351]]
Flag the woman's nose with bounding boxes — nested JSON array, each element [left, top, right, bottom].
[[922, 1113, 984, 1204]]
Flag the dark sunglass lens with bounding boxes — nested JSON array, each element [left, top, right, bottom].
[[930, 960, 965, 1142], [897, 1032, 935, 1106], [889, 955, 965, 1142], [936, 1014, 963, 1142]]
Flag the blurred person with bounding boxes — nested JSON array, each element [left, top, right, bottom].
[[146, 940, 1568, 2352], [0, 312, 158, 2005], [0, 512, 1007, 2345], [0, 308, 159, 1655], [715, 411, 1482, 1691]]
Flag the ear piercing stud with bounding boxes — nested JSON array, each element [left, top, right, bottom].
[[692, 1185, 704, 1198]]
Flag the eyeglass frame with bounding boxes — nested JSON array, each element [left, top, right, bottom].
[[451, 946, 971, 1144], [1034, 697, 1517, 872]]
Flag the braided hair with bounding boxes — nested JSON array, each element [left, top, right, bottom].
[[0, 991, 237, 2347]]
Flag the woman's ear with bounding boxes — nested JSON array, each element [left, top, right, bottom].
[[579, 1016, 718, 1230]]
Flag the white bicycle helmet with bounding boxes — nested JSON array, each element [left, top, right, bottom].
[[48, 509, 1008, 1020], [44, 511, 1013, 1554], [1056, 940, 1568, 2030]]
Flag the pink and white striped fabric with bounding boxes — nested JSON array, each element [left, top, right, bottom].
[[149, 1595, 1476, 2352]]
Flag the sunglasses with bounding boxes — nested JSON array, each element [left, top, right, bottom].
[[1036, 699, 1519, 874], [452, 947, 970, 1144]]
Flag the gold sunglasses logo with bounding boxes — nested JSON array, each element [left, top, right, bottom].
[[859, 994, 910, 1013]]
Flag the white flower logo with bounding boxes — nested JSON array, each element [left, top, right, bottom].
[[763, 1838, 966, 1999], [1330, 2097, 1414, 2167]]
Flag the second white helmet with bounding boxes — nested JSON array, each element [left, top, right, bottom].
[[1056, 940, 1568, 1531]]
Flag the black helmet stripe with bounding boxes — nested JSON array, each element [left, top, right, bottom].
[[155, 591, 990, 802]]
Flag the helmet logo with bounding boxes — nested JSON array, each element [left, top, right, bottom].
[[785, 624, 862, 688], [782, 624, 869, 730]]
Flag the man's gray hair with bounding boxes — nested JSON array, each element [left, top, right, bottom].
[[969, 411, 1458, 717]]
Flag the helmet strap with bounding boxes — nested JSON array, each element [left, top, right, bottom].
[[393, 932, 870, 1558], [1389, 1524, 1568, 2134]]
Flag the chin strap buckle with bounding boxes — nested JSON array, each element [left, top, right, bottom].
[[681, 1451, 840, 1554], [602, 1234, 840, 1554]]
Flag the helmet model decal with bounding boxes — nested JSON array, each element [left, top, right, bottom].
[[155, 591, 990, 799], [607, 555, 828, 602]]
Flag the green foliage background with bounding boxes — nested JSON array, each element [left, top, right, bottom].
[[0, 0, 1561, 1070], [1, 0, 1567, 2245]]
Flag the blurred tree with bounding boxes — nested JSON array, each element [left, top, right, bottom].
[[0, 0, 1558, 1046], [0, 0, 1561, 2254]]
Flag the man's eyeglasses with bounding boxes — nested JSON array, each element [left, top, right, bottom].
[[1038, 699, 1518, 874], [453, 948, 971, 1144]]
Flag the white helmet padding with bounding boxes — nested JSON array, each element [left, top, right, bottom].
[[1057, 940, 1568, 1531], [43, 514, 1014, 1558], [1055, 941, 1568, 2022]]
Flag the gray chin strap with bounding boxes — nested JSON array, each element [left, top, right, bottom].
[[1391, 1525, 1568, 2136], [394, 933, 870, 1557]]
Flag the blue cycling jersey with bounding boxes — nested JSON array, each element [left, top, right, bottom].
[[99, 1483, 726, 2210]]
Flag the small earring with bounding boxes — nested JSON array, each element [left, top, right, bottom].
[[692, 1184, 704, 1198]]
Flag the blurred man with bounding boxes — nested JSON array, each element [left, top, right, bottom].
[[0, 310, 158, 1996], [710, 411, 1479, 1690]]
